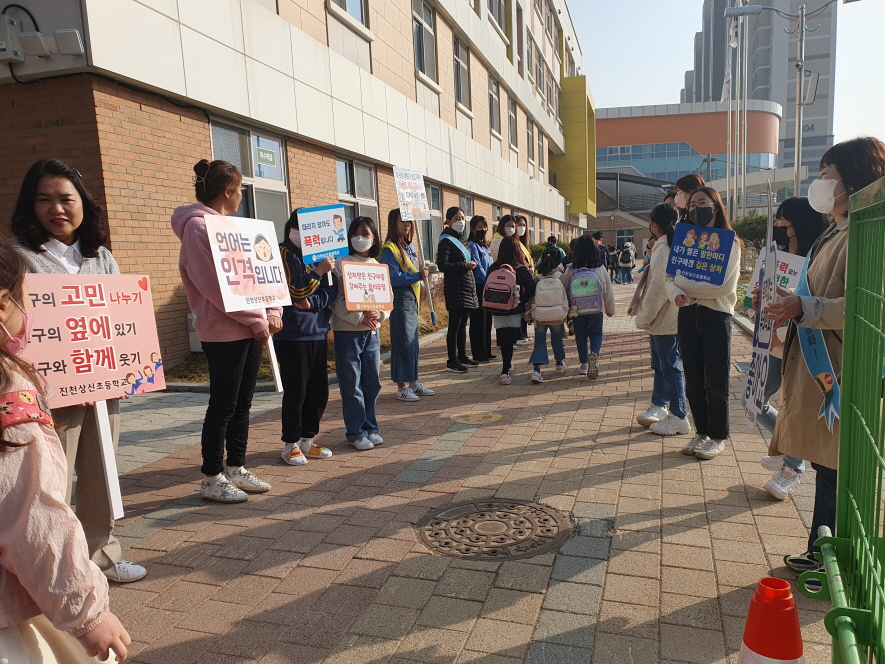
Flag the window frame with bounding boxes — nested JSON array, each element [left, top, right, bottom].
[[487, 0, 505, 29], [493, 204, 503, 221], [538, 130, 545, 170], [458, 193, 474, 217], [453, 37, 471, 109], [545, 1, 554, 40], [413, 0, 438, 82], [526, 119, 535, 162], [488, 78, 501, 135], [535, 54, 545, 100], [336, 157, 379, 224], [508, 98, 518, 147], [332, 0, 367, 26]]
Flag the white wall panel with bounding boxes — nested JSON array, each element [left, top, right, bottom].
[[246, 58, 297, 133], [331, 100, 365, 155], [178, 0, 244, 51], [293, 81, 334, 145], [363, 115, 391, 164], [329, 51, 362, 109], [242, 0, 293, 77], [181, 25, 249, 117], [291, 25, 331, 95]]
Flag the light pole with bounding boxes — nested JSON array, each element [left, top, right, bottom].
[[724, 0, 860, 198]]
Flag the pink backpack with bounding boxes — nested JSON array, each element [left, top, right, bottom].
[[483, 265, 519, 312]]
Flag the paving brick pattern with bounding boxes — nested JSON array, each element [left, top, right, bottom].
[[110, 285, 832, 663]]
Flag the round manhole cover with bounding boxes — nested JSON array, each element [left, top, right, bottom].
[[450, 411, 502, 425], [416, 499, 572, 560]]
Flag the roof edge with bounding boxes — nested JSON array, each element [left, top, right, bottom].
[[596, 99, 783, 121]]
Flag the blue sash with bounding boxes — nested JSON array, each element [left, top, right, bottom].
[[440, 234, 472, 262], [794, 243, 840, 431]]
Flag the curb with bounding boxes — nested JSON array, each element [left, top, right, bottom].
[[164, 328, 450, 393], [733, 312, 755, 337]]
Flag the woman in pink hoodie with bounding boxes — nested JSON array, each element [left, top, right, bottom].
[[172, 160, 282, 503]]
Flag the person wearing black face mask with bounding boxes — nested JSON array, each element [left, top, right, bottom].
[[467, 216, 495, 363]]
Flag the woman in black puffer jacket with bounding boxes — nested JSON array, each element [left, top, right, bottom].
[[436, 206, 479, 373]]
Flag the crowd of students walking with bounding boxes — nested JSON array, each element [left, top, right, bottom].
[[1, 135, 884, 662]]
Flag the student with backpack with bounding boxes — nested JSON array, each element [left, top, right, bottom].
[[482, 236, 536, 385], [561, 235, 615, 378], [527, 247, 569, 383], [617, 243, 635, 284]]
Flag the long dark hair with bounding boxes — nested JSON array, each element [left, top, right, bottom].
[[514, 214, 531, 248], [775, 197, 827, 258], [496, 214, 516, 237], [536, 246, 563, 276], [675, 174, 705, 195], [284, 207, 303, 239], [445, 206, 463, 223], [348, 216, 381, 259], [467, 215, 489, 247], [489, 236, 526, 272], [384, 208, 413, 253], [0, 242, 46, 450], [688, 187, 743, 250], [11, 160, 109, 258], [649, 203, 678, 247], [572, 235, 602, 269]]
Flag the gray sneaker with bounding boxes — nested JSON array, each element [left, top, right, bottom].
[[682, 434, 709, 456], [226, 467, 271, 493], [201, 475, 248, 503], [695, 438, 726, 460], [411, 383, 435, 396]]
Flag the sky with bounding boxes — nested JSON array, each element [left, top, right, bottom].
[[569, 0, 885, 143]]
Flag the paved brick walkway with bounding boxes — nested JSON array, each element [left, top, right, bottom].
[[111, 286, 832, 664]]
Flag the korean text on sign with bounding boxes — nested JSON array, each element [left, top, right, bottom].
[[393, 167, 432, 222], [296, 204, 350, 265], [339, 261, 394, 311], [743, 250, 805, 308], [20, 274, 166, 409], [665, 224, 736, 286]]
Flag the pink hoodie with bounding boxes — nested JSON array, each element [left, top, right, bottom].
[[172, 203, 282, 342]]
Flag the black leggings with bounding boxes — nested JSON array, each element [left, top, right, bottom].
[[469, 306, 493, 360], [497, 327, 522, 374], [447, 308, 472, 362], [276, 339, 330, 444]]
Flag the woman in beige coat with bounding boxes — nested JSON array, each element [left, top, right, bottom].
[[764, 137, 885, 575]]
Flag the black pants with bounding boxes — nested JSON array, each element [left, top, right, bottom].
[[469, 306, 493, 360], [200, 338, 263, 476], [521, 319, 528, 339], [447, 308, 472, 362], [277, 339, 330, 444], [808, 463, 837, 553], [497, 326, 521, 375], [678, 305, 732, 440]]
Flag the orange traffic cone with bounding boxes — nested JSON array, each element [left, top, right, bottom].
[[738, 577, 805, 663]]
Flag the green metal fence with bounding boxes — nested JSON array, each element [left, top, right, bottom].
[[799, 175, 885, 663]]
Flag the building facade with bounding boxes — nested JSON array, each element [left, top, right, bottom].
[[0, 0, 597, 365], [680, 0, 837, 188]]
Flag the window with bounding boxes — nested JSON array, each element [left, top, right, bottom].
[[616, 229, 634, 246], [488, 0, 505, 28], [336, 158, 378, 223], [526, 39, 533, 80], [493, 204, 503, 221], [488, 79, 501, 134], [535, 55, 544, 100], [545, 1, 554, 39], [454, 38, 470, 108], [211, 121, 289, 238], [332, 0, 366, 25], [426, 184, 442, 212], [546, 65, 554, 111], [458, 193, 474, 217], [548, 170, 557, 188], [508, 99, 518, 147], [555, 82, 562, 119], [526, 119, 535, 162], [567, 52, 576, 77], [534, 0, 542, 16], [413, 0, 437, 81], [538, 131, 545, 169], [422, 184, 442, 262]]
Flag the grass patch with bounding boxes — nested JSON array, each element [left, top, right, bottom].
[[166, 283, 450, 383]]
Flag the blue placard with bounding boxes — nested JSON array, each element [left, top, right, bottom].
[[665, 224, 736, 286], [297, 204, 350, 264]]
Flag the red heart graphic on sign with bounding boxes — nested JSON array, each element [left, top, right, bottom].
[[138, 277, 149, 291]]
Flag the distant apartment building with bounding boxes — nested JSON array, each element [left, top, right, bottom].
[[680, 0, 837, 189], [0, 0, 597, 364]]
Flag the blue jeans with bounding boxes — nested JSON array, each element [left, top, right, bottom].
[[618, 267, 633, 283], [649, 334, 687, 419], [572, 313, 604, 364], [529, 324, 566, 366], [334, 330, 381, 442], [389, 288, 419, 383]]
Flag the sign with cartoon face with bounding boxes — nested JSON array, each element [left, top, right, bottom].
[[339, 261, 394, 311], [203, 215, 292, 313], [393, 167, 432, 221], [20, 274, 167, 409], [743, 250, 805, 309], [296, 204, 350, 265], [666, 224, 736, 286]]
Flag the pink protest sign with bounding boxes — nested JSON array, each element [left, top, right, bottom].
[[21, 274, 166, 409], [339, 261, 394, 311]]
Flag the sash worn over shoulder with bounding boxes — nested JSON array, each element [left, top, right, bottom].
[[383, 241, 421, 306], [439, 234, 472, 262]]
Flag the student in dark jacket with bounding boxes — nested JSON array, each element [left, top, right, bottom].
[[275, 209, 338, 467], [436, 206, 479, 373]]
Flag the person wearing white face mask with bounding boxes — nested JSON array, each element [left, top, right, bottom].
[[513, 215, 535, 342], [761, 137, 885, 578], [436, 206, 479, 373], [490, 214, 518, 261]]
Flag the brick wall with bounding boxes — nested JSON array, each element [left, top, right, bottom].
[[375, 165, 398, 240]]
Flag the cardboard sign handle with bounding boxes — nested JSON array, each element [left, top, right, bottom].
[[94, 400, 124, 521], [411, 220, 436, 325], [263, 310, 284, 392]]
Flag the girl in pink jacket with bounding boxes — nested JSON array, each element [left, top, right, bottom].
[[0, 242, 131, 662]]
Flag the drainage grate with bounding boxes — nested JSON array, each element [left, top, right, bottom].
[[416, 499, 572, 560]]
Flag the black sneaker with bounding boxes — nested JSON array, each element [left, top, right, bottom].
[[784, 552, 822, 573], [459, 357, 480, 367], [487, 354, 498, 360], [472, 357, 491, 364], [446, 361, 468, 373]]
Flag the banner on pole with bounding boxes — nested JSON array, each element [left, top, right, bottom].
[[666, 224, 736, 286], [295, 204, 350, 265], [340, 261, 394, 311], [744, 241, 779, 424], [393, 167, 432, 221], [204, 215, 291, 312], [21, 274, 166, 409]]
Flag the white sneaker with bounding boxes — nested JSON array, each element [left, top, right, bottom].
[[531, 371, 544, 383], [637, 405, 669, 427], [650, 414, 692, 436], [226, 467, 271, 493], [103, 560, 147, 583], [201, 475, 248, 503], [351, 436, 374, 451], [578, 363, 588, 375], [765, 466, 802, 500], [555, 363, 567, 374], [516, 339, 526, 345], [500, 373, 512, 385], [695, 437, 726, 460], [411, 382, 435, 396], [368, 433, 384, 446], [397, 387, 420, 402], [587, 352, 599, 380], [682, 434, 709, 456], [760, 455, 785, 471]]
